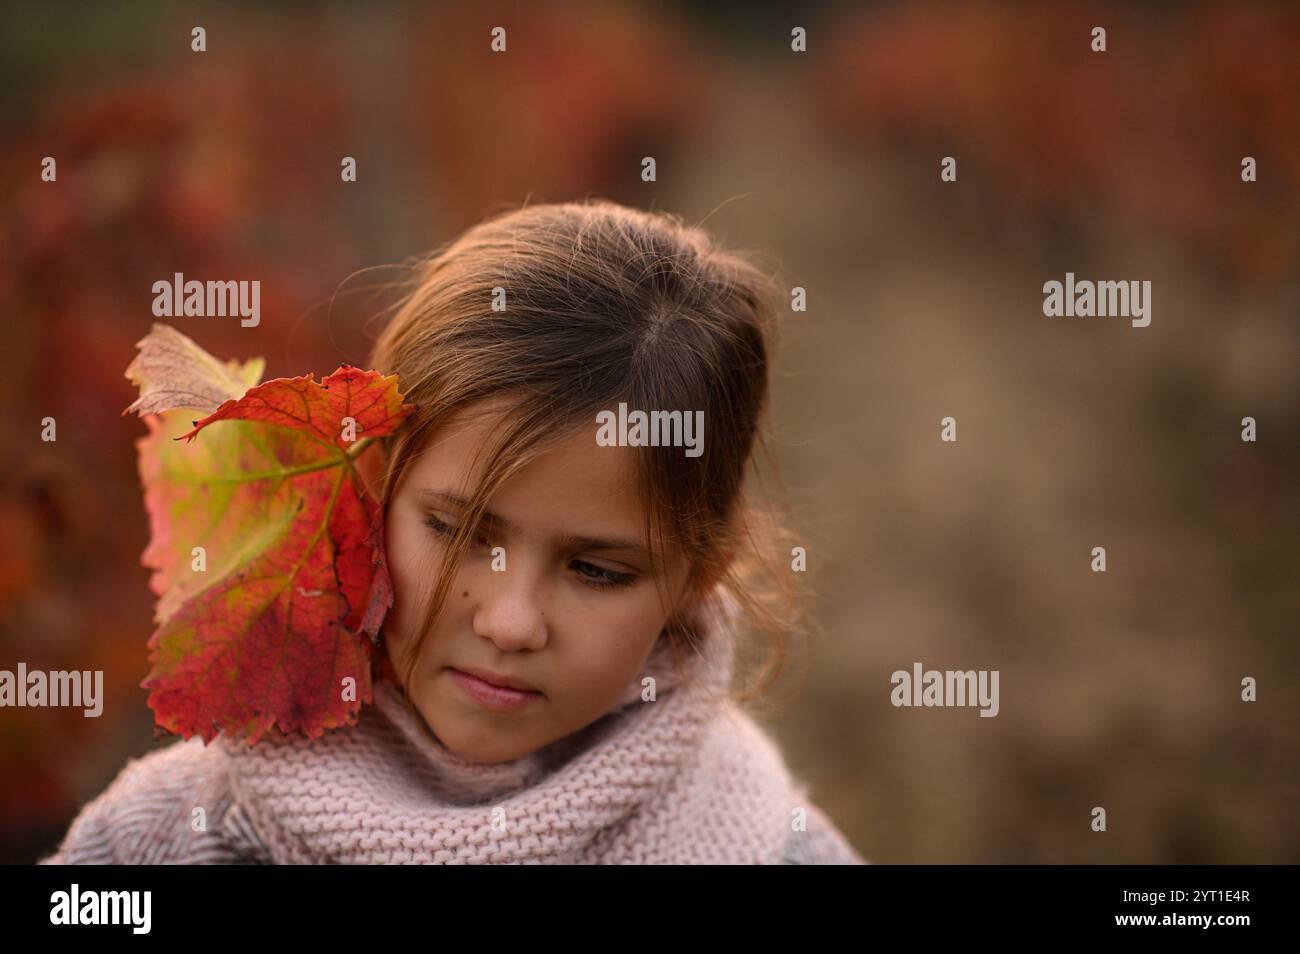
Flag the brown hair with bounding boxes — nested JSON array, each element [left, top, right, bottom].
[[362, 198, 814, 714]]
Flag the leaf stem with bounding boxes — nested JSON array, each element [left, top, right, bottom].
[[347, 437, 376, 460], [179, 437, 377, 485]]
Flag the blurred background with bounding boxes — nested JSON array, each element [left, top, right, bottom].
[[1, 0, 1296, 864]]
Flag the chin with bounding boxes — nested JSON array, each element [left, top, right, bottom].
[[430, 714, 532, 765]]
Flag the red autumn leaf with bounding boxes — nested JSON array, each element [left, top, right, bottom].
[[123, 323, 414, 745]]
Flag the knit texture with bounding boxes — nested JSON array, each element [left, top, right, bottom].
[[40, 586, 866, 864]]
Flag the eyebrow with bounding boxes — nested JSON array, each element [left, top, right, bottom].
[[415, 490, 661, 557]]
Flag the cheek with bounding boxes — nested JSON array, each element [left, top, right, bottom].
[[383, 509, 441, 646], [558, 593, 667, 695]]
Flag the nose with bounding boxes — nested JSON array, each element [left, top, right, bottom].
[[470, 565, 549, 652]]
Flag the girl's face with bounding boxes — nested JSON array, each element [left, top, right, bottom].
[[379, 397, 694, 764]]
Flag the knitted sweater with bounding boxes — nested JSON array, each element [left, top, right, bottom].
[[39, 588, 865, 865]]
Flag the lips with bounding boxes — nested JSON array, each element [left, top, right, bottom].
[[447, 667, 542, 712], [453, 666, 540, 694]]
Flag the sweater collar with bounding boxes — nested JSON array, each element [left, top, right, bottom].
[[218, 585, 798, 863], [369, 583, 743, 803]]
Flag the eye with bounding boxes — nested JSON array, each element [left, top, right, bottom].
[[570, 558, 637, 591], [423, 514, 490, 548]]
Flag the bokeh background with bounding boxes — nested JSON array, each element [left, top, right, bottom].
[[2, 0, 1297, 864]]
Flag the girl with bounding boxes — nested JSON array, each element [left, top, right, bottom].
[[41, 199, 865, 864]]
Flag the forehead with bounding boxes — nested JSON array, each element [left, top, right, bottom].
[[404, 397, 647, 538]]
